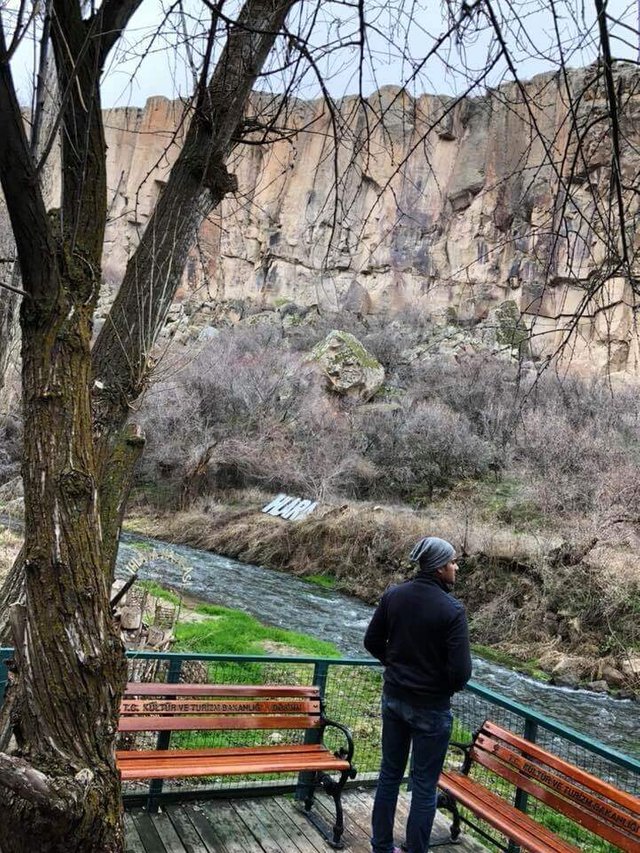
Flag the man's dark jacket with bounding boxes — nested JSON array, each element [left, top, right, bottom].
[[364, 573, 472, 710]]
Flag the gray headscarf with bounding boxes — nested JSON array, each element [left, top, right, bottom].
[[409, 536, 455, 574]]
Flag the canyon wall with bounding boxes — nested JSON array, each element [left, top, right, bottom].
[[6, 65, 640, 372]]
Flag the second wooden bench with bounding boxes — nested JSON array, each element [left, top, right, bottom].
[[437, 719, 640, 852], [117, 682, 357, 849]]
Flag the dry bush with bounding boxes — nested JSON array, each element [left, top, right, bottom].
[[409, 352, 523, 450], [0, 527, 21, 585], [359, 400, 495, 501]]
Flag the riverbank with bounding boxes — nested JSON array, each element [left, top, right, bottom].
[[123, 493, 640, 697]]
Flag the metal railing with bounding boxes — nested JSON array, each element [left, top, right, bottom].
[[1, 648, 638, 851]]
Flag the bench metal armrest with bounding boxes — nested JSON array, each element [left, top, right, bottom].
[[321, 717, 355, 766]]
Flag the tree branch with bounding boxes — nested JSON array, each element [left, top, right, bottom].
[[593, 0, 631, 276], [94, 0, 146, 63], [0, 280, 27, 298], [0, 18, 55, 309]]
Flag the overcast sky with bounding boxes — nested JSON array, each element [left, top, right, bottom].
[[6, 0, 638, 109]]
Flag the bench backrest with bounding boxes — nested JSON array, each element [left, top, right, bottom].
[[119, 683, 323, 733], [470, 720, 640, 852]]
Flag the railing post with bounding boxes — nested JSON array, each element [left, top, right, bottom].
[[146, 655, 183, 812], [508, 718, 538, 853], [295, 660, 330, 803], [0, 648, 10, 709]]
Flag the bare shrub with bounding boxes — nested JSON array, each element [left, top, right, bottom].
[[414, 353, 523, 450], [139, 329, 374, 503], [359, 400, 494, 501], [516, 406, 634, 517]]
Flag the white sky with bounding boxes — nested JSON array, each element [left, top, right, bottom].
[[5, 0, 639, 109]]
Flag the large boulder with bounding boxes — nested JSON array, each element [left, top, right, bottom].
[[310, 330, 385, 401]]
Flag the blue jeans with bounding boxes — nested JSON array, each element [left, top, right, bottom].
[[371, 694, 452, 853]]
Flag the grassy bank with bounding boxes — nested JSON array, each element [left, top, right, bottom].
[[137, 579, 340, 658], [176, 602, 340, 658]]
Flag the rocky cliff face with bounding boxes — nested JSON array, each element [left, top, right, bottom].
[[4, 66, 640, 372]]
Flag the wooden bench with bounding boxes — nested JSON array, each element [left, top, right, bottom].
[[116, 682, 357, 849], [436, 719, 640, 852]]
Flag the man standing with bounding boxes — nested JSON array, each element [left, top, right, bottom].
[[364, 536, 472, 853]]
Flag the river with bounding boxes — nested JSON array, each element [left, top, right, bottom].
[[116, 532, 639, 758]]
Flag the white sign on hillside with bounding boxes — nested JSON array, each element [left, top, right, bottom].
[[261, 494, 318, 521]]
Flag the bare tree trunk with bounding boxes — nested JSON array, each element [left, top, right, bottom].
[[91, 0, 297, 566], [181, 443, 217, 509], [0, 3, 130, 847], [0, 547, 23, 648]]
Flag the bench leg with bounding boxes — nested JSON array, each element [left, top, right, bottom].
[[146, 779, 163, 814], [301, 771, 346, 849], [435, 791, 461, 843], [326, 774, 345, 848], [302, 772, 317, 813]]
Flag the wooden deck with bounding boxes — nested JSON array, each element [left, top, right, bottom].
[[124, 788, 488, 852]]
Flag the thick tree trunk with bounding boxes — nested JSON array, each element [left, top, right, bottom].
[[0, 264, 127, 853]]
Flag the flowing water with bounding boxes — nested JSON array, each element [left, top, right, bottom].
[[116, 533, 640, 758]]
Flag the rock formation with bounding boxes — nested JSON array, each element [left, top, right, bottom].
[[310, 331, 385, 401], [4, 65, 640, 373]]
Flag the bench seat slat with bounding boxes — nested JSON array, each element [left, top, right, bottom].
[[481, 722, 640, 814], [471, 739, 640, 849], [117, 746, 349, 780], [120, 699, 321, 715], [439, 770, 580, 853], [118, 743, 330, 761], [118, 757, 344, 772], [125, 683, 320, 698], [119, 714, 320, 732], [118, 752, 349, 772]]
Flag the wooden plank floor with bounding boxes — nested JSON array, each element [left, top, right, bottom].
[[124, 789, 488, 852]]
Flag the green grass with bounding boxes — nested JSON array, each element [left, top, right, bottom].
[[304, 573, 336, 589], [159, 595, 342, 752], [175, 602, 340, 658], [137, 580, 182, 606]]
